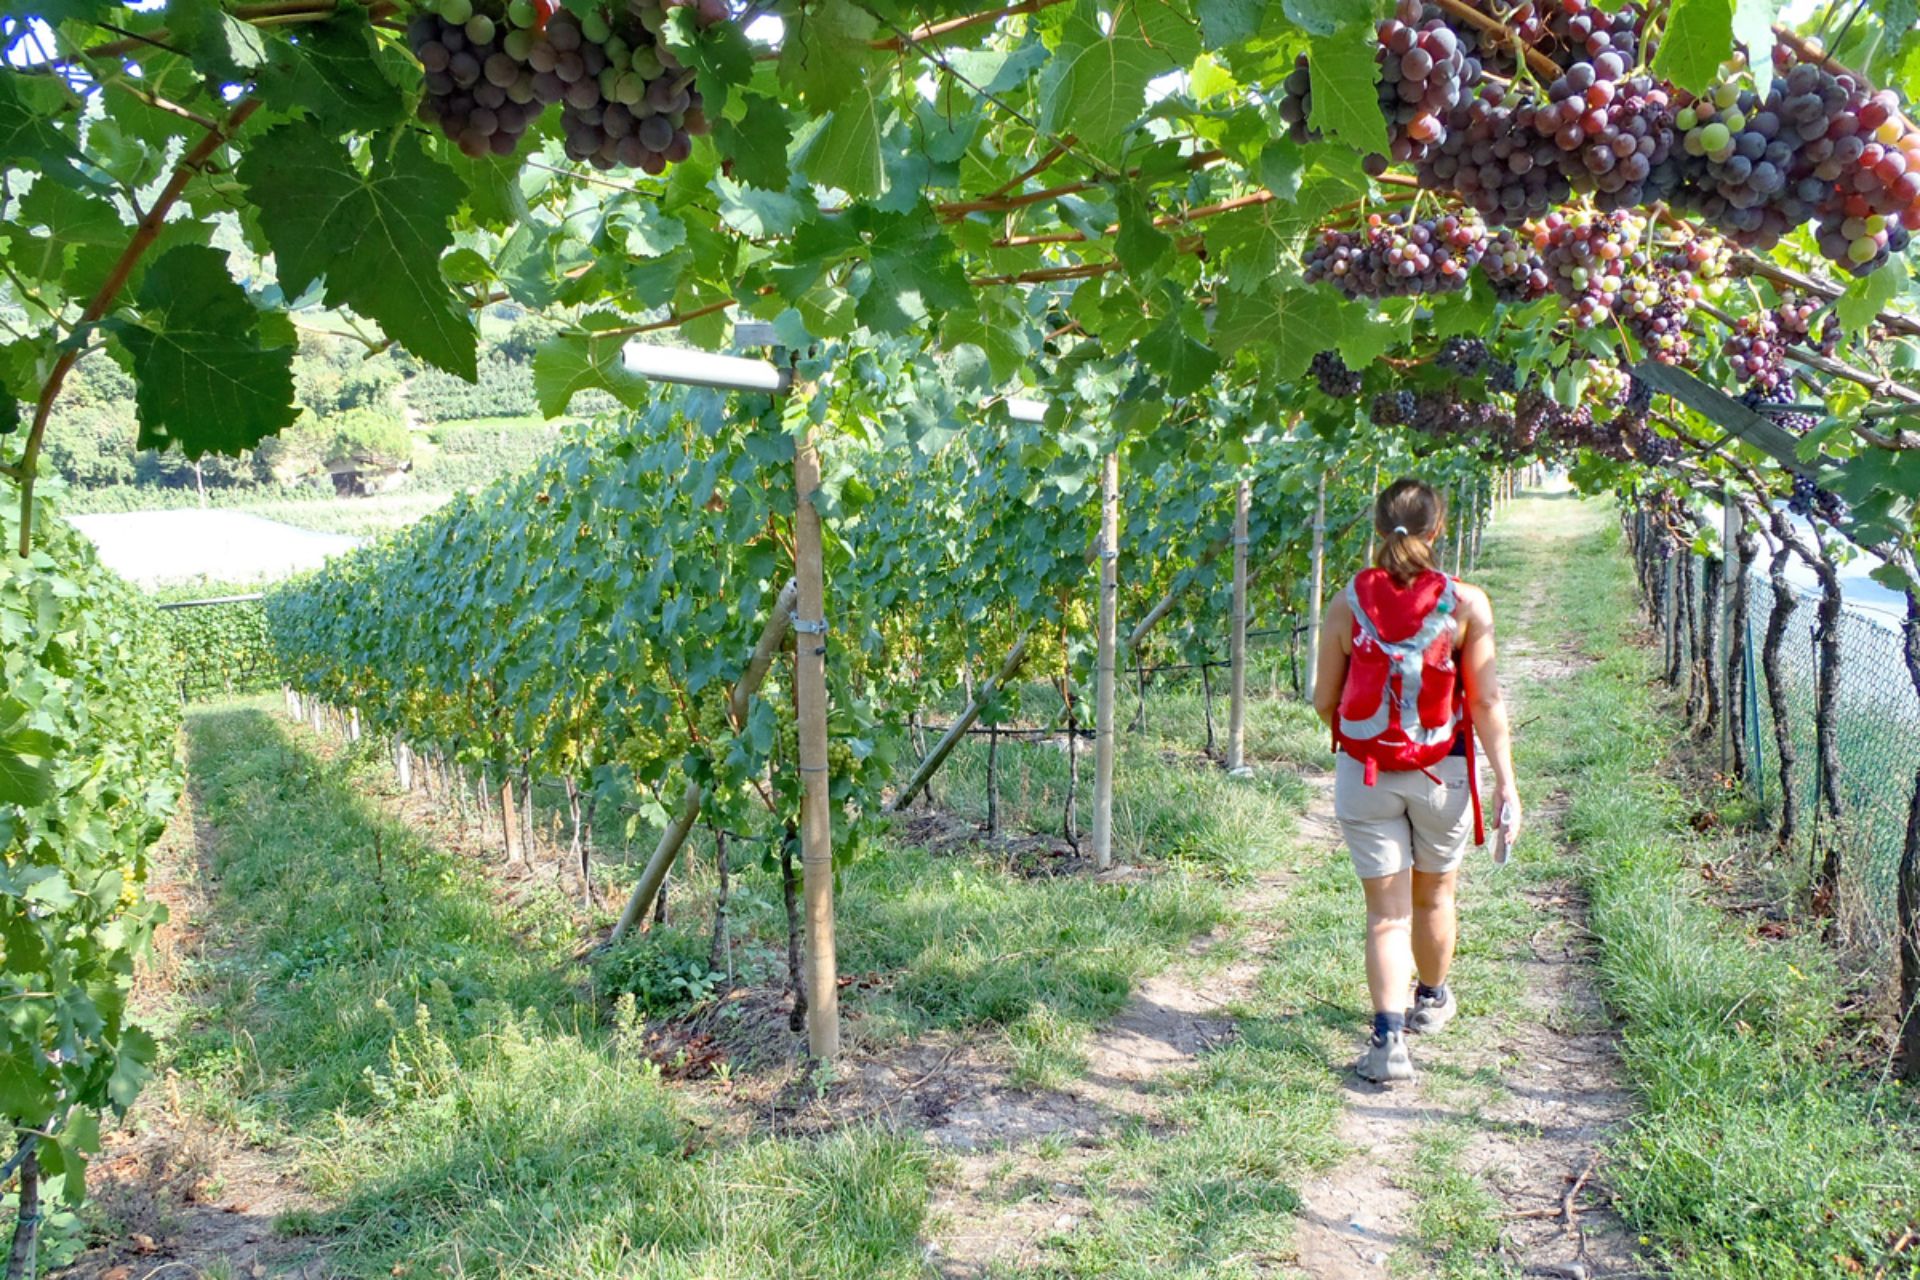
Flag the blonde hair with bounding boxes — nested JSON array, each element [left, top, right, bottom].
[[1373, 477, 1445, 585]]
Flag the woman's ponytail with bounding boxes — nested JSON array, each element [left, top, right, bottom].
[[1373, 478, 1445, 584]]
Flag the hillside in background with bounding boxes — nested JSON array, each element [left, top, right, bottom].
[[42, 310, 609, 526]]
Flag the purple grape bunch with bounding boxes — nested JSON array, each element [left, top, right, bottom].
[[409, 0, 724, 172], [1302, 211, 1488, 300]]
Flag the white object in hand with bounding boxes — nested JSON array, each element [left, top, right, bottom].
[[1491, 802, 1515, 867]]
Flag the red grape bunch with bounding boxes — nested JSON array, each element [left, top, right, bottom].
[[1656, 233, 1730, 284], [409, 0, 548, 157], [1625, 421, 1681, 465], [1375, 0, 1480, 164], [1477, 226, 1553, 300], [1419, 83, 1572, 225], [1534, 209, 1644, 327], [535, 0, 719, 173], [1616, 258, 1697, 364], [1302, 211, 1488, 300], [1501, 0, 1643, 75], [1722, 313, 1787, 390], [1532, 65, 1676, 209], [1770, 293, 1837, 355], [1669, 56, 1920, 273]]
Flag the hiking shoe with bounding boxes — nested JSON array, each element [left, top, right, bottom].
[[1408, 986, 1457, 1036], [1354, 1030, 1415, 1084]]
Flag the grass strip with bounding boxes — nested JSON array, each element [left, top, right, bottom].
[[1535, 508, 1920, 1280]]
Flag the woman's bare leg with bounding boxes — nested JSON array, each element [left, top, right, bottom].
[[1410, 868, 1459, 990], [1360, 870, 1414, 1014]]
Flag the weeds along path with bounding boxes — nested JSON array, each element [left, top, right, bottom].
[[1290, 489, 1643, 1279]]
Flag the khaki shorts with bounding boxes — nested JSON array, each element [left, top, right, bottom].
[[1334, 752, 1473, 880]]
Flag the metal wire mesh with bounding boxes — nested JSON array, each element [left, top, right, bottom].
[[1744, 568, 1919, 924], [1643, 518, 1912, 940]]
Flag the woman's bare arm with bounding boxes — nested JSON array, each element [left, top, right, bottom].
[[1457, 584, 1523, 842], [1313, 593, 1353, 728]]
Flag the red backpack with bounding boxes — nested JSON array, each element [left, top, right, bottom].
[[1333, 568, 1485, 845]]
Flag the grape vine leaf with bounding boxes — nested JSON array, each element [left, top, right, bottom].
[[1115, 186, 1173, 277], [663, 6, 755, 115], [1731, 0, 1784, 98], [1211, 281, 1341, 380], [1197, 0, 1261, 46], [943, 294, 1030, 383], [0, 719, 51, 805], [615, 202, 689, 257], [1283, 0, 1349, 37], [533, 331, 652, 417], [1038, 1, 1164, 151], [714, 93, 793, 190], [0, 71, 88, 188], [798, 84, 888, 199], [1306, 23, 1388, 157], [109, 245, 300, 458], [716, 176, 807, 237], [1652, 0, 1735, 94], [255, 10, 412, 133], [947, 42, 1050, 96], [1110, 0, 1201, 68], [0, 0, 111, 21], [854, 209, 972, 333], [0, 388, 17, 436], [1137, 313, 1220, 396], [1837, 257, 1905, 337], [169, 0, 269, 79], [19, 182, 126, 248], [780, 0, 887, 111], [239, 122, 477, 379]]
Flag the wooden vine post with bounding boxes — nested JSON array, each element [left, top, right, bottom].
[[501, 779, 524, 863], [793, 421, 839, 1060], [1093, 450, 1120, 870], [1304, 473, 1328, 702], [1226, 476, 1251, 774]]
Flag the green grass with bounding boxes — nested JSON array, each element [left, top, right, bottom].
[[157, 681, 1333, 1276], [167, 703, 939, 1276], [1507, 500, 1920, 1280]]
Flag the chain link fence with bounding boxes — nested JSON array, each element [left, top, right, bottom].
[[1638, 511, 1917, 946], [1745, 574, 1918, 930]]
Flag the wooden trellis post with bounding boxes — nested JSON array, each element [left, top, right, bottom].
[[1226, 477, 1250, 774], [1305, 474, 1328, 703], [793, 420, 839, 1061], [1093, 450, 1120, 871], [501, 779, 524, 864]]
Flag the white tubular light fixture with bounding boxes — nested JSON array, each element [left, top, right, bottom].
[[622, 342, 793, 394]]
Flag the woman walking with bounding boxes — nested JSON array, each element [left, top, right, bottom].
[[1312, 478, 1521, 1084]]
